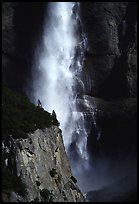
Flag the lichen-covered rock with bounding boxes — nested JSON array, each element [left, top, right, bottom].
[[3, 126, 85, 202]]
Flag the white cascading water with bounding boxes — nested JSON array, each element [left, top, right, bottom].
[[32, 2, 89, 189]]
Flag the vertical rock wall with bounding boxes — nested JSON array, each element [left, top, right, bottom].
[[80, 2, 137, 98]]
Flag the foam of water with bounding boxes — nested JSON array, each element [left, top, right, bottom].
[[32, 2, 88, 163], [28, 2, 136, 195]]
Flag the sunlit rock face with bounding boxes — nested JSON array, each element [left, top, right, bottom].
[[2, 126, 85, 202]]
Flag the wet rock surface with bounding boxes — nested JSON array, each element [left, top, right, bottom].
[[77, 95, 137, 160]]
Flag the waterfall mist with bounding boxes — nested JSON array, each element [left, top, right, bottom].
[[31, 2, 89, 192], [26, 2, 137, 197]]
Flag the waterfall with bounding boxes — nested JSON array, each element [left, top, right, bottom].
[[31, 2, 89, 189]]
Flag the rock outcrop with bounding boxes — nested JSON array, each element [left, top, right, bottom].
[[2, 126, 85, 202]]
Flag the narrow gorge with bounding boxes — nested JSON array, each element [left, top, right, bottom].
[[2, 2, 137, 202]]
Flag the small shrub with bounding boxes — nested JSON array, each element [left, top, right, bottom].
[[62, 190, 68, 201], [36, 180, 41, 186], [70, 182, 77, 190], [49, 168, 57, 177], [2, 86, 60, 140], [70, 176, 77, 183], [31, 197, 39, 202], [40, 188, 54, 202]]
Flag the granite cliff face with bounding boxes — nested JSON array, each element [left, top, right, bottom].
[[71, 3, 137, 201], [2, 2, 46, 94], [80, 2, 137, 98], [66, 2, 137, 176], [2, 126, 85, 202], [73, 2, 137, 166], [2, 2, 16, 89], [2, 2, 137, 202]]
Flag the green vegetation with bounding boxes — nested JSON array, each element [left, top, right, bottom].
[[2, 168, 27, 196], [2, 86, 60, 139], [31, 198, 40, 202], [36, 180, 41, 186], [70, 176, 77, 183], [62, 190, 68, 201], [31, 189, 55, 202], [49, 168, 57, 177], [40, 188, 54, 202]]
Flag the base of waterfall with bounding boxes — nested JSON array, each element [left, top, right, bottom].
[[85, 173, 137, 202]]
